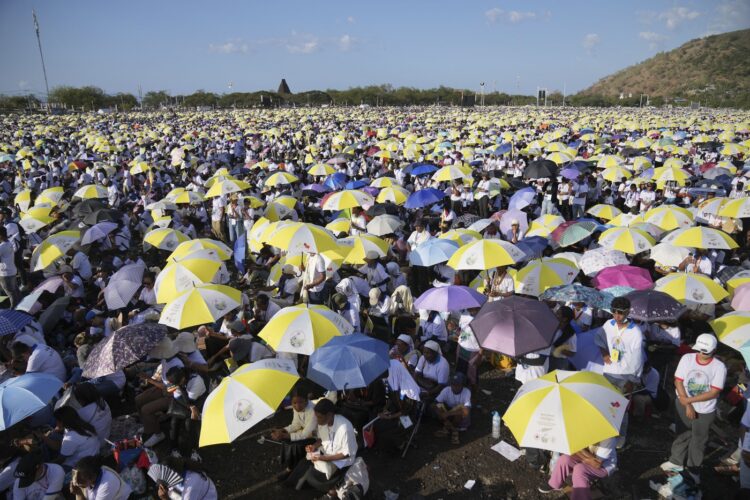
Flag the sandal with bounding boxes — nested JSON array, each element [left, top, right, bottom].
[[434, 428, 449, 438], [451, 431, 460, 445], [714, 464, 739, 475]]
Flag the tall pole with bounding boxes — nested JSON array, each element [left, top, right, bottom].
[[32, 9, 50, 104]]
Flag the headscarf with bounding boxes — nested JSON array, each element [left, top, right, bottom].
[[387, 359, 421, 402], [389, 285, 414, 315], [336, 278, 361, 311]]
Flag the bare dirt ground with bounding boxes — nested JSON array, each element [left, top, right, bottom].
[[201, 369, 740, 499]]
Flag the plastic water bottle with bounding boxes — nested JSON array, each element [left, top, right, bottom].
[[491, 411, 501, 439]]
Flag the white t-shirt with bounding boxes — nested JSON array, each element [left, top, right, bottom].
[[304, 253, 327, 293], [13, 463, 65, 500], [596, 320, 644, 379], [176, 471, 218, 500], [26, 344, 67, 382], [60, 429, 100, 468], [436, 386, 472, 408], [82, 467, 132, 500], [415, 355, 450, 385], [674, 353, 726, 414], [77, 402, 112, 443]]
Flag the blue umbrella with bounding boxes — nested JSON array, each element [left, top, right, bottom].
[[404, 188, 445, 209], [323, 172, 348, 190], [569, 160, 593, 171], [539, 283, 610, 309], [515, 236, 549, 260], [0, 310, 35, 336], [345, 179, 369, 190], [494, 143, 512, 155], [567, 140, 581, 149], [307, 334, 390, 390], [408, 238, 459, 266], [508, 187, 537, 211], [469, 160, 484, 167], [560, 167, 581, 180], [0, 373, 63, 430], [410, 164, 438, 176]]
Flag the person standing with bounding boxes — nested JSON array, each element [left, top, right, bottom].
[[0, 227, 19, 308], [661, 334, 726, 485]]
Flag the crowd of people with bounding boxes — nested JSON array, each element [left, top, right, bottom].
[[0, 106, 748, 499]]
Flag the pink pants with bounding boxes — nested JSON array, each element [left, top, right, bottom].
[[548, 454, 608, 500]]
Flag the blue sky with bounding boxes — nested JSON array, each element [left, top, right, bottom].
[[1, 0, 748, 98]]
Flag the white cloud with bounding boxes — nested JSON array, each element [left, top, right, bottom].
[[657, 6, 701, 30], [208, 40, 249, 54], [485, 7, 503, 23], [346, 16, 355, 24], [582, 33, 600, 53], [339, 34, 354, 51], [639, 31, 668, 49], [508, 11, 536, 23], [18, 80, 28, 89], [286, 32, 320, 54], [704, 0, 750, 35]]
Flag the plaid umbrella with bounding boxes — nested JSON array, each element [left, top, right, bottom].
[[82, 323, 168, 378], [539, 283, 611, 309], [717, 265, 746, 286], [0, 310, 35, 336], [624, 290, 688, 322]]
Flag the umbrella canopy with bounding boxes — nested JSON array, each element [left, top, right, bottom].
[[366, 214, 403, 236], [259, 304, 352, 355], [0, 373, 64, 430], [200, 358, 300, 447], [307, 334, 390, 391], [655, 272, 728, 304], [550, 221, 598, 247], [662, 226, 738, 250], [732, 283, 750, 311], [341, 234, 389, 264], [264, 171, 300, 187], [82, 208, 123, 225], [514, 258, 579, 297], [624, 289, 688, 322], [710, 311, 750, 366], [503, 370, 628, 455], [30, 230, 81, 271], [155, 252, 222, 303], [523, 159, 558, 179], [205, 179, 251, 198], [266, 222, 338, 255], [587, 204, 622, 221], [82, 221, 118, 245], [508, 188, 537, 211], [643, 205, 694, 231], [719, 197, 750, 219], [103, 262, 146, 310], [0, 310, 35, 336], [414, 285, 487, 312], [82, 323, 169, 378], [404, 188, 445, 209], [470, 295, 558, 357], [579, 247, 629, 277], [73, 184, 108, 200], [438, 229, 482, 247], [170, 239, 233, 261], [408, 238, 460, 266], [539, 283, 611, 309], [649, 243, 691, 269], [322, 190, 374, 210], [598, 227, 655, 255], [376, 186, 410, 205], [143, 228, 190, 251], [515, 236, 550, 260], [159, 284, 242, 329], [447, 239, 525, 270], [592, 265, 653, 290]]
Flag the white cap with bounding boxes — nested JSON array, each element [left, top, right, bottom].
[[368, 288, 381, 305], [693, 333, 718, 354]]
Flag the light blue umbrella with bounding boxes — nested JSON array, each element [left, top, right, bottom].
[[0, 373, 63, 430], [307, 334, 390, 390], [508, 187, 537, 211], [408, 238, 459, 266]]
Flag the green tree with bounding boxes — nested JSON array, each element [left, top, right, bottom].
[[183, 90, 219, 108], [48, 86, 108, 110], [142, 90, 172, 109]]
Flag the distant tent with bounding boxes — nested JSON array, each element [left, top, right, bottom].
[[277, 79, 291, 94]]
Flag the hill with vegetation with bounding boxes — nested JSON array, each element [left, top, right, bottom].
[[578, 29, 750, 108]]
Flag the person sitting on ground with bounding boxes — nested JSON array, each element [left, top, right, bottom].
[[165, 366, 206, 462], [270, 390, 318, 482], [69, 455, 132, 500], [157, 456, 218, 500], [539, 437, 617, 498], [12, 453, 65, 500], [414, 340, 449, 399], [432, 373, 472, 445], [389, 334, 420, 369], [36, 407, 99, 472]]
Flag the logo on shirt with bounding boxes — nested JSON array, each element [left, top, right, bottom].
[[684, 369, 710, 397], [234, 399, 254, 421]]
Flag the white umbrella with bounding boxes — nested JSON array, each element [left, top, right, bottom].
[[650, 243, 691, 268], [366, 214, 403, 236], [104, 262, 147, 310], [82, 221, 118, 245], [579, 247, 629, 277]]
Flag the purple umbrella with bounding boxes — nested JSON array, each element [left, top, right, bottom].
[[469, 295, 558, 357], [624, 289, 687, 322], [732, 283, 750, 311], [508, 187, 537, 211], [82, 323, 168, 378], [362, 186, 380, 197], [499, 210, 529, 236], [592, 265, 653, 291], [414, 285, 487, 312], [560, 167, 581, 180]]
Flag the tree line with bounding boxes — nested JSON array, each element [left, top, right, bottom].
[[1, 84, 746, 112]]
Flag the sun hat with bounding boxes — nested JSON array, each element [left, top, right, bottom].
[[693, 333, 718, 354]]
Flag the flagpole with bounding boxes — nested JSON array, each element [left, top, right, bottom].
[[32, 9, 50, 105]]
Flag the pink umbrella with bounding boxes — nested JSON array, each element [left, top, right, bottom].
[[732, 283, 750, 311], [592, 265, 653, 291]]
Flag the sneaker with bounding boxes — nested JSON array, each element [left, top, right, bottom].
[[538, 485, 561, 494], [143, 432, 165, 447], [660, 461, 684, 472], [190, 450, 202, 463]]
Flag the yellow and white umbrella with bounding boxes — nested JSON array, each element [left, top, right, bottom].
[[143, 228, 190, 251], [170, 239, 232, 261], [662, 226, 738, 250], [727, 271, 750, 292], [376, 186, 410, 205], [341, 234, 389, 264], [447, 239, 525, 270], [710, 311, 750, 354], [30, 230, 81, 271], [199, 358, 299, 447], [205, 179, 251, 198], [655, 272, 728, 304], [503, 370, 628, 455], [652, 165, 690, 186], [36, 187, 65, 207], [14, 190, 32, 212], [438, 229, 482, 246], [370, 177, 400, 188], [321, 190, 374, 210], [73, 184, 108, 200], [259, 304, 353, 355], [267, 222, 338, 255], [587, 204, 622, 221], [596, 155, 624, 169], [264, 171, 299, 187], [598, 227, 655, 255], [19, 207, 55, 233], [601, 165, 632, 182], [325, 218, 352, 235], [719, 197, 750, 219], [514, 258, 579, 297], [155, 251, 222, 303], [432, 164, 471, 182], [171, 190, 205, 205], [643, 205, 694, 231], [159, 284, 242, 329], [307, 163, 335, 176]]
